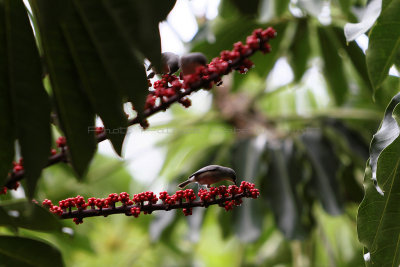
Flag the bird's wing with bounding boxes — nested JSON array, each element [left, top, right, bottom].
[[188, 165, 220, 178]]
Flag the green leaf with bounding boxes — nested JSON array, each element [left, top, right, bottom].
[[325, 119, 369, 161], [288, 19, 310, 82], [338, 0, 352, 16], [104, 0, 173, 71], [275, 0, 290, 16], [366, 0, 400, 91], [230, 0, 260, 16], [0, 235, 64, 267], [264, 141, 308, 239], [332, 26, 373, 91], [30, 0, 96, 177], [369, 93, 400, 190], [60, 2, 127, 155], [0, 1, 14, 186], [0, 200, 62, 231], [301, 131, 343, 215], [149, 0, 177, 22], [0, 206, 13, 226], [232, 138, 265, 242], [5, 0, 51, 197], [74, 0, 150, 116], [317, 26, 348, 105], [357, 140, 400, 266]]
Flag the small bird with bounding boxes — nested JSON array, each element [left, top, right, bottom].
[[179, 52, 208, 76], [147, 52, 180, 78], [178, 165, 237, 189]]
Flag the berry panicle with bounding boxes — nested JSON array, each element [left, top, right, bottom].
[[41, 181, 260, 224], [143, 26, 276, 116]]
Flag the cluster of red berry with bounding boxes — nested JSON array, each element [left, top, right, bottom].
[[144, 27, 276, 111], [159, 188, 197, 206], [145, 74, 191, 110], [0, 159, 24, 195], [41, 181, 260, 224], [1, 136, 69, 195]]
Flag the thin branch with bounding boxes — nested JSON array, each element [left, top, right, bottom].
[[61, 191, 247, 219]]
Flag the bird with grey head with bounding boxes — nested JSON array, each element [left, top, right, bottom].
[[178, 165, 237, 189], [179, 52, 208, 76], [147, 52, 180, 79]]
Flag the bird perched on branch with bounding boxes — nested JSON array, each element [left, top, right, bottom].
[[147, 52, 180, 78], [178, 165, 237, 188], [179, 52, 208, 76]]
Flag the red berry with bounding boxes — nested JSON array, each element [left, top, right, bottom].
[[95, 127, 104, 135], [183, 208, 192, 216], [0, 187, 7, 195], [179, 97, 191, 108], [42, 199, 53, 208], [73, 217, 83, 225], [13, 164, 23, 172], [130, 207, 141, 218], [56, 136, 67, 148]]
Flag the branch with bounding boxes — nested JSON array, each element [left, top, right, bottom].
[[41, 182, 260, 224], [3, 27, 276, 190]]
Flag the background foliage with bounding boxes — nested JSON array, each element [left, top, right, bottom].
[[1, 0, 400, 266]]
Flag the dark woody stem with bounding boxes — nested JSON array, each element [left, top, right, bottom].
[[4, 33, 270, 189], [61, 192, 248, 220]]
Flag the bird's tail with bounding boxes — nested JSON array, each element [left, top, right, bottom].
[[178, 180, 192, 189]]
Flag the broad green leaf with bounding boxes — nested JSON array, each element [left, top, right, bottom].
[[0, 200, 61, 231], [357, 139, 400, 266], [288, 19, 310, 82], [0, 206, 13, 226], [317, 26, 348, 105], [264, 141, 308, 239], [0, 235, 64, 267], [30, 0, 96, 177], [344, 0, 382, 42], [332, 26, 373, 91], [232, 138, 265, 242], [230, 0, 260, 16], [0, 1, 14, 186], [60, 2, 127, 155], [151, 0, 177, 22], [219, 0, 240, 19], [301, 131, 343, 215], [275, 0, 290, 16], [325, 119, 369, 161], [338, 0, 352, 16], [74, 0, 150, 116], [5, 0, 51, 197], [369, 93, 400, 189], [394, 50, 400, 69], [104, 0, 174, 71], [366, 0, 400, 91]]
